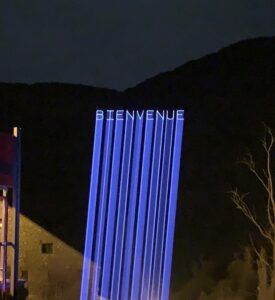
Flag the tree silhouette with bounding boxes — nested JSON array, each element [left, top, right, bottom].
[[230, 125, 274, 300]]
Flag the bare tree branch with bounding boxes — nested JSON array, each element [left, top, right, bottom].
[[237, 126, 275, 229], [229, 189, 274, 245], [264, 126, 275, 217], [238, 152, 269, 192], [230, 124, 275, 298], [250, 236, 272, 274]]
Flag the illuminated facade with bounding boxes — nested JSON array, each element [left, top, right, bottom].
[[81, 110, 184, 300], [0, 210, 83, 300]]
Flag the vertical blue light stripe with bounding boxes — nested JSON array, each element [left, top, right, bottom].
[[100, 119, 124, 298], [156, 119, 175, 300], [80, 118, 103, 300], [81, 110, 184, 300], [161, 117, 184, 300], [91, 119, 114, 300], [110, 117, 134, 300], [130, 118, 154, 300], [140, 116, 164, 300], [151, 118, 174, 300], [120, 116, 144, 300]]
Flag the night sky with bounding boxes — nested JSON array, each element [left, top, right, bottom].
[[1, 0, 275, 90]]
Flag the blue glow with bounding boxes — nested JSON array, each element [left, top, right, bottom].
[[120, 116, 144, 300], [154, 119, 174, 300], [130, 118, 154, 300], [100, 119, 124, 298], [81, 110, 184, 300], [110, 117, 134, 299], [90, 119, 114, 300], [140, 116, 164, 300], [161, 118, 184, 300], [80, 119, 103, 300]]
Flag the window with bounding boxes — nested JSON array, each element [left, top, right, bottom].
[[41, 243, 53, 254]]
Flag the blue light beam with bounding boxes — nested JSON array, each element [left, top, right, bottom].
[[90, 119, 114, 300], [140, 115, 164, 300], [110, 117, 134, 300], [100, 119, 124, 298], [80, 118, 103, 300], [161, 116, 184, 300], [130, 118, 154, 300], [120, 116, 144, 300], [81, 110, 184, 300], [153, 118, 174, 300]]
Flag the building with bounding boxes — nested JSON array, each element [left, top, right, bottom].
[[2, 209, 84, 300]]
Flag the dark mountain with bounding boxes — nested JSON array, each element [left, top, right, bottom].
[[0, 83, 120, 249], [123, 36, 275, 289], [0, 36, 274, 292]]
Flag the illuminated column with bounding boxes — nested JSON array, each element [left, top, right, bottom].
[[150, 118, 174, 300], [100, 118, 124, 298], [80, 119, 103, 300], [91, 118, 114, 300], [120, 116, 144, 300], [110, 116, 134, 299], [161, 117, 184, 300], [81, 110, 184, 300], [130, 116, 154, 300], [140, 116, 164, 300]]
